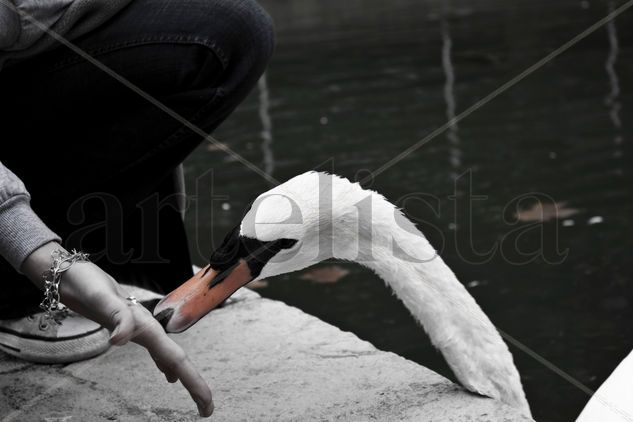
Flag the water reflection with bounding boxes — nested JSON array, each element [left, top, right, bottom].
[[605, 2, 623, 163], [441, 19, 462, 175], [184, 1, 633, 420], [258, 73, 275, 176]]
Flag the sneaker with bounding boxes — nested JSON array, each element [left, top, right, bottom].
[[0, 285, 164, 364], [0, 307, 111, 364]]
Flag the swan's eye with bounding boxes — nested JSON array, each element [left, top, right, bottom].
[[238, 237, 298, 278], [276, 238, 298, 250]]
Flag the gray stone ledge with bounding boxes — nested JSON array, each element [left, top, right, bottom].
[[0, 289, 533, 421]]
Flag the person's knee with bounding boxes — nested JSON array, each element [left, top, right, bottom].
[[230, 0, 275, 69], [252, 3, 275, 68], [216, 0, 275, 72], [157, 0, 275, 94]]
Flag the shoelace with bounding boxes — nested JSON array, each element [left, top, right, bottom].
[[30, 307, 70, 331], [49, 307, 70, 325]]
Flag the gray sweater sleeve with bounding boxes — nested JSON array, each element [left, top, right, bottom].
[[0, 161, 61, 272]]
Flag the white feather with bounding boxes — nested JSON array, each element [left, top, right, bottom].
[[241, 171, 531, 416]]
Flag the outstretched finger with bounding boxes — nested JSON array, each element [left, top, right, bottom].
[[134, 319, 213, 417], [172, 350, 214, 417]]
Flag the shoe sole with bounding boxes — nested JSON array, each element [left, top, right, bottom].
[[0, 327, 111, 364]]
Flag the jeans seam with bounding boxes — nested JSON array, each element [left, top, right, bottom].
[[47, 34, 229, 73]]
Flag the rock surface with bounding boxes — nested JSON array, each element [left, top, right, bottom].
[[0, 289, 533, 421]]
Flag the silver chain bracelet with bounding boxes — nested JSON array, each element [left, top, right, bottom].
[[40, 249, 90, 319]]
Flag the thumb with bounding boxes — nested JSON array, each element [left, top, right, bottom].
[[109, 305, 136, 346]]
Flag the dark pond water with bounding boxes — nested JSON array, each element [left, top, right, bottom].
[[183, 0, 633, 420]]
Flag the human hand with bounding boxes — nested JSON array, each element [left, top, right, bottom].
[[22, 242, 214, 417]]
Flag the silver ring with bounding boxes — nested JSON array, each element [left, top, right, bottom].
[[126, 296, 139, 305]]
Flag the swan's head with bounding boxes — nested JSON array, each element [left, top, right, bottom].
[[154, 171, 353, 332]]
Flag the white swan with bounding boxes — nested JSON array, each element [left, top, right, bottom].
[[576, 349, 633, 421], [154, 171, 531, 416]]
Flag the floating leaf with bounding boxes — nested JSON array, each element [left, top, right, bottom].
[[515, 201, 579, 222], [300, 265, 350, 284]]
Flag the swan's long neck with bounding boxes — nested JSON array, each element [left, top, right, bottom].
[[332, 192, 531, 416]]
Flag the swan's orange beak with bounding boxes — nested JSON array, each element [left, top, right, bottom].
[[153, 262, 254, 333]]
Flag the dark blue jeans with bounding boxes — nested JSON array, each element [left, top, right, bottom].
[[0, 0, 275, 317]]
